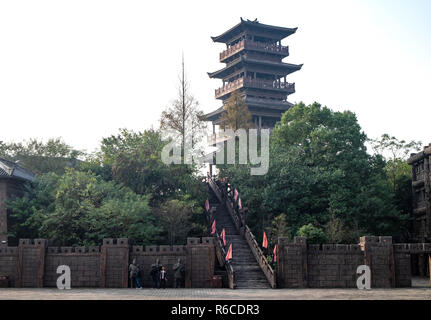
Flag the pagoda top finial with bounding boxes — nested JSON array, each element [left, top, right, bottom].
[[211, 19, 297, 43], [240, 17, 258, 23]]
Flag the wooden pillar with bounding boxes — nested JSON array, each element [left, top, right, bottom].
[[259, 116, 262, 130]]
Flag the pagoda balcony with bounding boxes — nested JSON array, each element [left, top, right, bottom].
[[215, 78, 295, 99], [220, 40, 289, 62]]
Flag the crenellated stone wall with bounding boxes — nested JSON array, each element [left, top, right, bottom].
[[0, 237, 216, 288], [277, 236, 431, 289], [1, 236, 429, 289]]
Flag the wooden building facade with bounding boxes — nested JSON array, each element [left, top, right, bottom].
[[408, 144, 431, 243], [204, 18, 303, 130]]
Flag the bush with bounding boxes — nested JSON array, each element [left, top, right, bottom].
[[297, 223, 328, 244]]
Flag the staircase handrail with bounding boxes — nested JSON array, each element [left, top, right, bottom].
[[207, 176, 242, 231], [214, 232, 236, 289], [207, 176, 276, 288], [244, 225, 277, 288]]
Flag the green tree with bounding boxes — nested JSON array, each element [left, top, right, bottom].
[[8, 169, 162, 246], [157, 199, 196, 245], [218, 102, 406, 243], [0, 138, 84, 175], [219, 90, 254, 131], [297, 224, 328, 244], [369, 134, 421, 193], [7, 173, 59, 245], [160, 55, 207, 150], [100, 128, 204, 206], [267, 213, 290, 246]]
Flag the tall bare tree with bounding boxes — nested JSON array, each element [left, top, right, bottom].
[[160, 54, 206, 151]]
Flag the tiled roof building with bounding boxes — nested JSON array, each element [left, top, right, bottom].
[[0, 158, 34, 246]]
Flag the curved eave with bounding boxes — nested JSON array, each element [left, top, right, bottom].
[[202, 107, 224, 121], [211, 19, 298, 43], [208, 57, 303, 79]]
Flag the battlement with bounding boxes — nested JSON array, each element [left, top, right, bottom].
[[47, 246, 101, 254], [102, 238, 130, 246], [359, 236, 393, 245], [307, 244, 362, 253], [0, 247, 18, 255], [393, 243, 431, 253], [187, 237, 215, 245], [18, 239, 49, 247], [132, 245, 187, 254]]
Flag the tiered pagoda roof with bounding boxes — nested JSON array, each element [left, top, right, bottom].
[[204, 18, 302, 129]]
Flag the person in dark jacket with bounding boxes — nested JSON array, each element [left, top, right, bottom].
[[159, 266, 168, 289], [150, 259, 162, 288]]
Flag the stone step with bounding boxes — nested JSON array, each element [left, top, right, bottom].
[[207, 185, 271, 289], [235, 276, 268, 281], [235, 281, 271, 289]]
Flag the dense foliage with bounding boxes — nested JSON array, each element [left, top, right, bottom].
[[2, 101, 420, 246], [3, 129, 207, 246], [218, 102, 418, 244]]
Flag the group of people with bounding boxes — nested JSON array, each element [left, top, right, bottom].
[[128, 258, 185, 289]]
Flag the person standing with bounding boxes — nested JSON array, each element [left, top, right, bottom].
[[159, 266, 168, 289], [136, 263, 143, 289], [150, 259, 162, 288], [129, 258, 140, 289], [173, 258, 185, 288]]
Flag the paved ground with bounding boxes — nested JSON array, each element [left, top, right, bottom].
[[0, 278, 430, 300]]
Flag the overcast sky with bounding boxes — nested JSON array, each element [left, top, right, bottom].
[[0, 0, 430, 153]]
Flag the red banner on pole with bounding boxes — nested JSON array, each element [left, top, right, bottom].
[[263, 231, 268, 249], [205, 199, 210, 212], [273, 245, 278, 262], [238, 198, 242, 210], [234, 188, 239, 201], [225, 243, 232, 261], [221, 228, 226, 246], [211, 219, 216, 234]]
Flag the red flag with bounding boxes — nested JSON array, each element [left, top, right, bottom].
[[221, 228, 226, 246], [263, 232, 268, 249], [234, 188, 239, 201], [205, 199, 210, 212], [211, 219, 216, 234], [238, 198, 242, 210], [225, 243, 232, 261], [273, 245, 278, 262]]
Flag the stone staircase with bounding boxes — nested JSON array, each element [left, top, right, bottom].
[[208, 190, 271, 289]]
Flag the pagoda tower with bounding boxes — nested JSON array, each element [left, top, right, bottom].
[[204, 18, 303, 130]]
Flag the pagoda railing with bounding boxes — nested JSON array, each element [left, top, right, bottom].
[[215, 78, 295, 99], [215, 78, 244, 99], [244, 79, 295, 93], [220, 40, 289, 62]]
